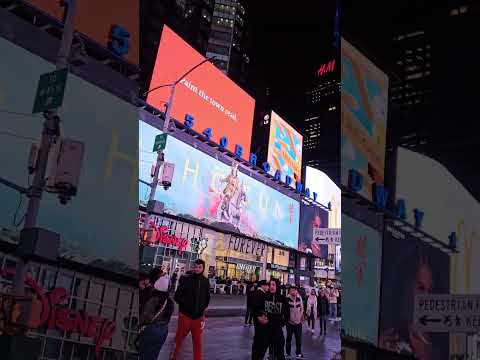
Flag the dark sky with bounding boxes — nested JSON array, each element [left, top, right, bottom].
[[245, 1, 337, 125]]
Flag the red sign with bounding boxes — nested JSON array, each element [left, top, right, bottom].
[[1, 269, 116, 357], [318, 59, 336, 76], [142, 221, 190, 253]]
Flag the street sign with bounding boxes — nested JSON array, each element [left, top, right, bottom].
[[414, 294, 480, 333], [313, 228, 341, 245], [153, 133, 168, 152], [32, 68, 68, 113]]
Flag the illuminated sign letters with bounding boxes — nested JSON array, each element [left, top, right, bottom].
[[317, 59, 336, 76], [227, 236, 266, 257]]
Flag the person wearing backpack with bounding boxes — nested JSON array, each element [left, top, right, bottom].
[[139, 271, 174, 360]]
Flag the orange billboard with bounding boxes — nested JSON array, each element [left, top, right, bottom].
[[26, 0, 139, 65], [267, 111, 303, 187], [147, 25, 255, 158]]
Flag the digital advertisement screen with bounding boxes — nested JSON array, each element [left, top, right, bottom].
[[341, 38, 389, 201], [341, 214, 382, 346], [26, 0, 139, 64], [267, 111, 303, 186], [298, 203, 329, 256], [147, 25, 255, 158], [396, 147, 480, 296], [0, 37, 138, 275], [379, 225, 450, 359], [139, 120, 300, 249], [305, 166, 341, 228]]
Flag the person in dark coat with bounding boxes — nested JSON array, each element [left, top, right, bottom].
[[245, 283, 256, 326], [250, 280, 270, 360], [317, 289, 330, 336]]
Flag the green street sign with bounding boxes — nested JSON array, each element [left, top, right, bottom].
[[153, 133, 168, 152], [32, 68, 68, 113]]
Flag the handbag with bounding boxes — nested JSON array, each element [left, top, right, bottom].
[[134, 298, 168, 351]]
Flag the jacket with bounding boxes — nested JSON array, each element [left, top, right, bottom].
[[328, 288, 339, 304], [140, 290, 174, 327], [263, 292, 288, 328], [317, 295, 329, 317], [174, 273, 210, 320], [246, 287, 256, 308], [285, 295, 304, 325], [251, 288, 268, 323], [306, 295, 318, 319]]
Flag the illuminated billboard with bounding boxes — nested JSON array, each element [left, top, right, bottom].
[[26, 0, 139, 64], [305, 166, 341, 228], [0, 37, 138, 275], [147, 25, 255, 158], [267, 111, 303, 186], [139, 120, 300, 249], [341, 38, 389, 201]]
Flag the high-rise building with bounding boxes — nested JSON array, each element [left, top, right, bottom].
[[140, 0, 250, 94], [302, 59, 340, 184]]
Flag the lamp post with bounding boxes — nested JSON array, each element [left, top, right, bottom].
[[140, 56, 216, 265]]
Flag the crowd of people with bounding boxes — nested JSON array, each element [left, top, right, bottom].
[[138, 260, 341, 360]]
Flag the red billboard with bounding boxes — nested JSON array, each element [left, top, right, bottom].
[[26, 0, 139, 65], [147, 25, 255, 158]]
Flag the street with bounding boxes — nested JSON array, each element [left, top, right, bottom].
[[158, 316, 340, 359]]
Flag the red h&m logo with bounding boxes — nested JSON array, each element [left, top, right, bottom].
[[317, 60, 336, 76]]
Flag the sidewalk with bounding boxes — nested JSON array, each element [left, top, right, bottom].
[[170, 293, 248, 317]]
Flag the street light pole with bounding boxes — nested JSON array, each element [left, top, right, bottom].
[[11, 0, 77, 296]]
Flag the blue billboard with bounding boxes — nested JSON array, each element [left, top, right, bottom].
[[139, 120, 300, 249], [0, 37, 138, 275], [341, 214, 382, 345]]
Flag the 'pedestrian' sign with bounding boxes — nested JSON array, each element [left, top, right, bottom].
[[32, 68, 68, 113], [153, 133, 168, 152], [414, 294, 480, 333]]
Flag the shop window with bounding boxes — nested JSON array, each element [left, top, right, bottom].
[[103, 285, 119, 307], [39, 267, 57, 290], [88, 281, 104, 303], [44, 338, 61, 358], [60, 341, 74, 360], [85, 302, 101, 316], [56, 272, 74, 293], [73, 277, 88, 298], [72, 343, 89, 360]]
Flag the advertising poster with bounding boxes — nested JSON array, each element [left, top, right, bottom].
[[298, 203, 329, 256], [396, 147, 480, 296], [139, 120, 300, 249], [147, 25, 255, 158], [0, 38, 138, 275], [379, 225, 450, 359], [305, 166, 341, 228], [341, 38, 389, 201], [341, 214, 381, 345], [267, 111, 303, 186], [25, 0, 139, 64]]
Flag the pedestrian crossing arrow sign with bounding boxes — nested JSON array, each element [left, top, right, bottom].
[[414, 294, 480, 333], [32, 68, 68, 113]]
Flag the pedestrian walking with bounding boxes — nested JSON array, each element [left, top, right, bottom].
[[306, 289, 318, 335], [285, 286, 304, 359], [265, 278, 287, 360], [251, 280, 270, 360], [328, 286, 339, 322], [171, 259, 211, 360], [317, 289, 329, 336], [244, 283, 256, 326], [138, 274, 174, 360]]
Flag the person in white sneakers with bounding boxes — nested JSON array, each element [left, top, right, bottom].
[[328, 285, 339, 322], [306, 289, 318, 335], [285, 286, 304, 358]]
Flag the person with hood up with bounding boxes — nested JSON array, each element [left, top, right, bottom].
[[138, 270, 174, 360]]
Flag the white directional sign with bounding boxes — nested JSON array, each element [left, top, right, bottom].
[[313, 228, 341, 245], [414, 294, 480, 333]]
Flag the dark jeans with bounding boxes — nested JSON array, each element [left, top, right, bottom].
[[252, 324, 269, 360], [139, 323, 168, 360], [319, 315, 327, 334], [268, 326, 286, 360], [245, 308, 253, 325], [286, 323, 302, 356], [307, 312, 315, 329]]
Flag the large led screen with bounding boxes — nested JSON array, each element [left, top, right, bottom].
[[305, 166, 341, 228], [341, 38, 389, 201], [298, 203, 329, 256], [341, 214, 381, 345], [267, 111, 303, 186], [396, 147, 480, 296], [139, 120, 300, 249], [0, 37, 138, 275], [147, 25, 255, 158], [26, 0, 139, 64], [379, 225, 450, 359]]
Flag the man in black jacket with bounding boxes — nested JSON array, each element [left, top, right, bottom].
[[264, 279, 287, 360], [171, 259, 210, 360], [251, 280, 270, 360]]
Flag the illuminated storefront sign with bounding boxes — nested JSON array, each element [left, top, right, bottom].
[[142, 222, 190, 253], [226, 236, 266, 257], [318, 59, 336, 76]]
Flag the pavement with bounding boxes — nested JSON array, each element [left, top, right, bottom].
[[157, 316, 341, 360]]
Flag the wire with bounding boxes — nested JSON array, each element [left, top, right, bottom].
[[0, 130, 37, 141]]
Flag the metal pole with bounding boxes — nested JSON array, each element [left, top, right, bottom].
[[12, 0, 77, 296]]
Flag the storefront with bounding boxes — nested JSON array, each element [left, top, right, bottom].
[[139, 212, 216, 277], [266, 247, 291, 285], [214, 234, 267, 282], [294, 252, 315, 287], [0, 250, 138, 359]]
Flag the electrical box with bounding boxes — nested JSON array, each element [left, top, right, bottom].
[[51, 138, 85, 196], [160, 162, 175, 184], [146, 200, 164, 215], [45, 138, 62, 192]]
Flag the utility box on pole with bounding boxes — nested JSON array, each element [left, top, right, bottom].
[[16, 228, 60, 261]]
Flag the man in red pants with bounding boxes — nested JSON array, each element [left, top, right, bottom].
[[171, 259, 211, 360]]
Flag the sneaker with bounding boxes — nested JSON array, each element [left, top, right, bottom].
[[296, 354, 305, 358]]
